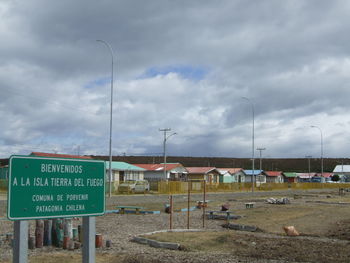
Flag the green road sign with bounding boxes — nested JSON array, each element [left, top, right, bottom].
[[8, 155, 105, 220]]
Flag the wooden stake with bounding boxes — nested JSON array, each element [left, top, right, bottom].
[[187, 180, 190, 229], [203, 181, 206, 228], [169, 195, 173, 230]]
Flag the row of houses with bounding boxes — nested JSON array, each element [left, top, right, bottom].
[[1, 152, 348, 185], [103, 161, 337, 188]]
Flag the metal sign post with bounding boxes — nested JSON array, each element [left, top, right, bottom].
[[83, 216, 96, 263], [13, 221, 28, 263]]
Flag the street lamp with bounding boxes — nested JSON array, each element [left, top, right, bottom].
[[97, 39, 115, 198], [310, 125, 323, 178], [159, 128, 177, 179], [242, 97, 255, 192]]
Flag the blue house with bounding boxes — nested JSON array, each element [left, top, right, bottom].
[[243, 170, 266, 184]]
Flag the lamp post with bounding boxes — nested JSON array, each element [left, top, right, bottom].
[[242, 97, 255, 192], [159, 128, 177, 180], [97, 39, 115, 198], [305, 155, 312, 181], [310, 125, 323, 178]]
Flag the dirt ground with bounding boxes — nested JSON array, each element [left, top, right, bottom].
[[1, 188, 350, 262]]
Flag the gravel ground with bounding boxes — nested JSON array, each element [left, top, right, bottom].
[[0, 189, 343, 262]]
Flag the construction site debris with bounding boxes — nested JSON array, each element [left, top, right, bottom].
[[267, 197, 290, 204]]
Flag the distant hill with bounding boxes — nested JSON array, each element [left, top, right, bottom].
[[91, 155, 350, 173]]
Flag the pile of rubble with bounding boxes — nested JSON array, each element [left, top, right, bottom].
[[266, 197, 290, 205]]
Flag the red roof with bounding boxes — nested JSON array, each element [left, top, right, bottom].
[[31, 152, 92, 160], [134, 163, 183, 172], [186, 167, 218, 174], [265, 171, 283, 177], [318, 172, 333, 178]]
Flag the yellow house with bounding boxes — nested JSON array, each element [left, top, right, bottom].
[[186, 167, 221, 183]]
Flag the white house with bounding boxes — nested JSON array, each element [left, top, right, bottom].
[[134, 163, 188, 181]]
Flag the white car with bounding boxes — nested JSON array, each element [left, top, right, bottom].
[[118, 180, 150, 193]]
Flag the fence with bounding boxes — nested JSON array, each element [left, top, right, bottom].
[[0, 179, 349, 194], [152, 181, 350, 195]]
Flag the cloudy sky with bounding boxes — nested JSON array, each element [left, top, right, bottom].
[[1, 0, 350, 159]]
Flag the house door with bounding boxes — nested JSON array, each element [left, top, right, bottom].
[[120, 171, 125, 182]]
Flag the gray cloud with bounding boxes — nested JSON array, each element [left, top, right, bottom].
[[1, 0, 350, 159]]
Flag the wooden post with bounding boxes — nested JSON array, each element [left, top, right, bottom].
[[43, 220, 52, 246], [35, 220, 44, 248], [169, 195, 173, 230], [203, 180, 206, 228], [187, 180, 190, 229]]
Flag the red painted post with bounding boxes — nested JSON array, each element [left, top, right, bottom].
[[63, 236, 70, 249], [95, 234, 103, 248]]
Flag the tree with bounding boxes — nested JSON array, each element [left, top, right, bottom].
[[332, 174, 340, 182]]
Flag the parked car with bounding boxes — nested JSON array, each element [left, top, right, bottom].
[[118, 180, 149, 193], [134, 180, 150, 193]]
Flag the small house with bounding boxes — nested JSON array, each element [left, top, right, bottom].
[[217, 168, 245, 183], [265, 171, 284, 183], [243, 170, 266, 184], [297, 173, 317, 182], [105, 161, 145, 187], [283, 172, 298, 183], [134, 163, 187, 181], [186, 167, 221, 183]]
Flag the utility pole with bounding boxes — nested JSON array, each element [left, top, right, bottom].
[[306, 155, 312, 181], [256, 148, 266, 171]]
